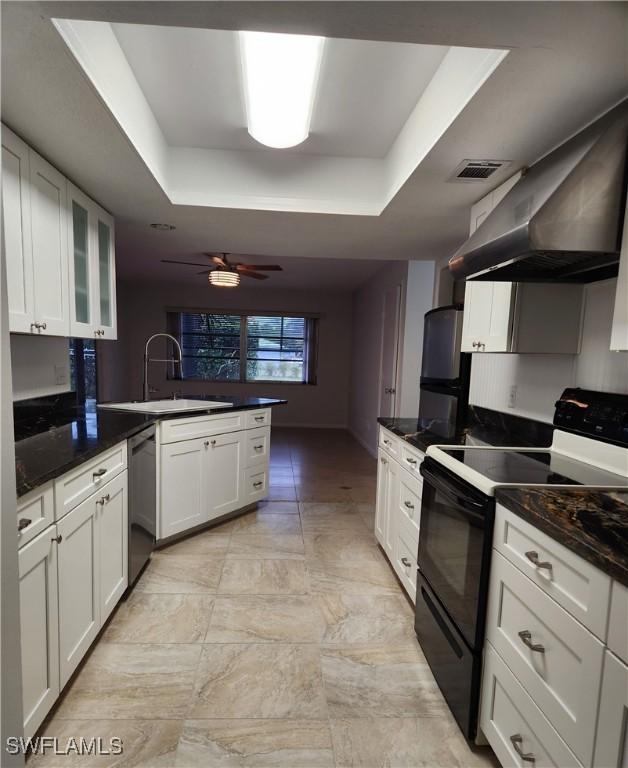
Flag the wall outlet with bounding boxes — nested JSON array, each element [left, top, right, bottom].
[[54, 365, 68, 386], [508, 384, 517, 409]]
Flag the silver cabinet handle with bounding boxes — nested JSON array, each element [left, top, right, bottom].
[[401, 557, 412, 568], [406, 457, 417, 466], [253, 444, 264, 450], [380, 457, 387, 465], [211, 439, 216, 446], [253, 481, 263, 488], [30, 322, 38, 332], [40, 322, 47, 331], [254, 415, 265, 422], [518, 630, 545, 653], [97, 494, 110, 506], [93, 468, 107, 480], [510, 734, 535, 763], [525, 551, 552, 571], [404, 500, 414, 510], [51, 534, 62, 544], [383, 439, 391, 446], [204, 440, 210, 447], [18, 517, 32, 532]]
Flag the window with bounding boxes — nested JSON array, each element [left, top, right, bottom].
[[69, 338, 97, 407], [168, 311, 318, 384]]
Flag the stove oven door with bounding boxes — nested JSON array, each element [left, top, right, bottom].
[[417, 457, 494, 650]]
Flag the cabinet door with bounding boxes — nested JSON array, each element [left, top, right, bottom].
[[29, 151, 69, 336], [67, 183, 96, 338], [375, 450, 390, 547], [160, 438, 207, 539], [2, 126, 34, 333], [461, 282, 493, 351], [205, 431, 245, 521], [594, 650, 628, 768], [18, 526, 59, 739], [93, 206, 116, 340], [484, 282, 514, 352], [56, 496, 100, 687], [97, 471, 128, 624]]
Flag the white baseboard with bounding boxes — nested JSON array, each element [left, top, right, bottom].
[[349, 427, 378, 459], [273, 422, 349, 430]]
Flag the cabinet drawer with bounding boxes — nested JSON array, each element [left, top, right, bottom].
[[393, 523, 418, 603], [54, 442, 127, 519], [378, 428, 400, 459], [397, 469, 421, 539], [160, 411, 245, 443], [245, 409, 272, 429], [481, 643, 582, 768], [487, 552, 604, 766], [17, 482, 54, 548], [494, 503, 611, 639], [400, 443, 424, 476], [245, 466, 268, 503], [246, 426, 271, 468], [607, 580, 628, 665]]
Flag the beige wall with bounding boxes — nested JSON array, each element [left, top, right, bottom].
[[99, 280, 354, 428]]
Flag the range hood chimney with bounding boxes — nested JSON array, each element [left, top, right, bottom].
[[449, 99, 628, 283]]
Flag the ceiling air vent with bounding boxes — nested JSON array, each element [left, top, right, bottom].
[[449, 159, 511, 182]]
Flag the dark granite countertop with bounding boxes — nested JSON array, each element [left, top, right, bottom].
[[15, 395, 286, 498], [378, 406, 554, 452], [496, 487, 628, 587]]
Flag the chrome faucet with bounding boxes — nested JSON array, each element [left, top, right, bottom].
[[143, 333, 183, 401]]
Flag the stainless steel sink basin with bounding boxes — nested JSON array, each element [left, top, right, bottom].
[[98, 399, 234, 415]]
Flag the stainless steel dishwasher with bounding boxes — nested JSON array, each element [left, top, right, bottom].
[[127, 425, 156, 590]]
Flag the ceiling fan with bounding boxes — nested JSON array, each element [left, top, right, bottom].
[[161, 253, 283, 287]]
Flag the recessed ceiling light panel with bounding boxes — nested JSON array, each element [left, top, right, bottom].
[[239, 30, 325, 149]]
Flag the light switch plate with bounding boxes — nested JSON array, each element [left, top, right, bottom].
[[54, 365, 68, 386]]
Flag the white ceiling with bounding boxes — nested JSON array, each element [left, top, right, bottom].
[[2, 2, 627, 286], [112, 23, 448, 159]]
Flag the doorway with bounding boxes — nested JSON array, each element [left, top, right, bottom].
[[379, 284, 402, 418]]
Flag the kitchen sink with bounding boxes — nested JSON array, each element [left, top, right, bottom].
[[98, 399, 234, 415]]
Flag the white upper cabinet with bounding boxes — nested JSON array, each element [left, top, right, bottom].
[[2, 127, 34, 333], [68, 184, 117, 339], [2, 124, 116, 339], [462, 172, 583, 354]]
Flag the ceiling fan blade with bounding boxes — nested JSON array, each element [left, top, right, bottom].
[[161, 259, 211, 268], [196, 270, 212, 275], [204, 253, 228, 266], [239, 270, 268, 280], [236, 264, 283, 271]]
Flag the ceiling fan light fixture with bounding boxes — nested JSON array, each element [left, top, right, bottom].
[[209, 270, 240, 287], [239, 30, 324, 149]]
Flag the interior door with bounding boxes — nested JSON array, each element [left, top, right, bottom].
[[379, 284, 401, 417]]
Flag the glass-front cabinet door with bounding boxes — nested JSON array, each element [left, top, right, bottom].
[[94, 207, 116, 340], [68, 184, 95, 337]]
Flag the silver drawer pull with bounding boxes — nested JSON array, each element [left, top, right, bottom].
[[18, 517, 32, 532], [97, 494, 111, 506], [93, 468, 107, 480], [525, 551, 552, 571], [401, 557, 412, 568], [253, 481, 263, 488], [383, 439, 391, 446], [380, 457, 387, 465], [254, 444, 264, 450], [510, 734, 535, 763], [51, 534, 62, 544], [518, 630, 545, 653], [254, 416, 265, 422], [404, 500, 415, 510], [406, 457, 417, 466]]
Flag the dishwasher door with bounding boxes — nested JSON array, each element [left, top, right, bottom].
[[128, 425, 156, 589]]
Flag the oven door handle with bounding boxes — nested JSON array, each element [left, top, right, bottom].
[[420, 465, 487, 518]]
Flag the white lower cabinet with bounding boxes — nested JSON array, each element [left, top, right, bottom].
[[18, 461, 128, 736], [481, 504, 624, 768], [157, 410, 272, 541], [56, 491, 100, 687], [375, 427, 424, 603], [18, 527, 59, 740], [593, 650, 628, 768]]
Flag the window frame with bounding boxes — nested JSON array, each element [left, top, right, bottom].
[[167, 309, 319, 385]]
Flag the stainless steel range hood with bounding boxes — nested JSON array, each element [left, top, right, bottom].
[[449, 99, 628, 283]]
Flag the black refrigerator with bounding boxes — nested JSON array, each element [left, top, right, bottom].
[[417, 305, 470, 439]]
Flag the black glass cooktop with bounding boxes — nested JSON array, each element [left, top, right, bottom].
[[439, 448, 628, 487]]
